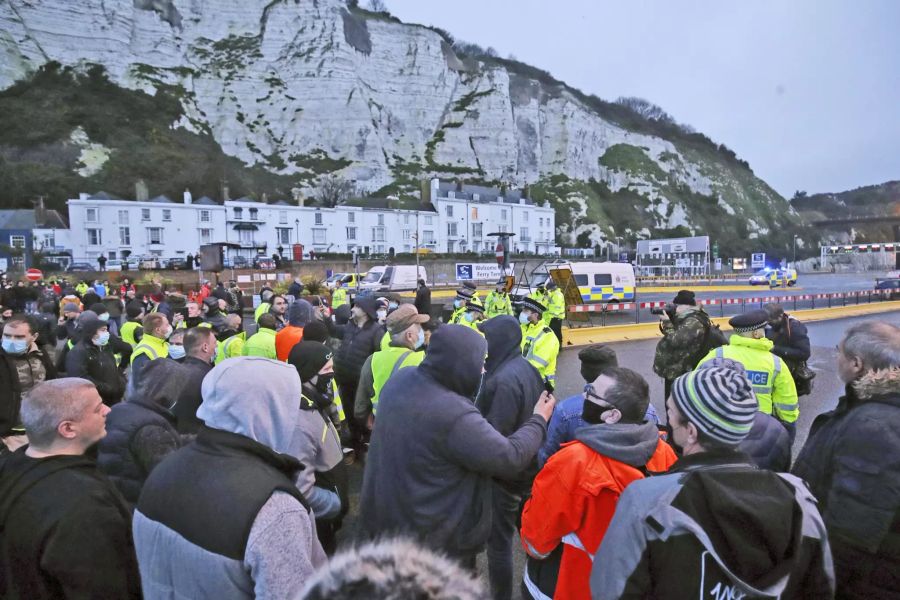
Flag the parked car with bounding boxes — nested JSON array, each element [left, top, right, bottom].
[[138, 256, 162, 270], [749, 268, 797, 287], [253, 256, 275, 270], [163, 257, 186, 270], [875, 278, 900, 299], [105, 259, 124, 271], [232, 255, 249, 268], [66, 262, 94, 272]]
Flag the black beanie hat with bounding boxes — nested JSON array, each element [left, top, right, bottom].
[[89, 302, 108, 315], [673, 290, 696, 306], [302, 321, 330, 343], [126, 301, 144, 319], [578, 344, 619, 383], [288, 341, 333, 383]]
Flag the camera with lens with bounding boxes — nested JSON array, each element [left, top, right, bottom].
[[650, 302, 677, 320]]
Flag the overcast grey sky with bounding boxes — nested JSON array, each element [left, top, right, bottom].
[[386, 0, 899, 198]]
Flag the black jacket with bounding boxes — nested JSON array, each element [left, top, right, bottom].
[[328, 318, 385, 387], [592, 449, 834, 599], [172, 356, 213, 434], [766, 316, 810, 370], [477, 316, 545, 492], [793, 369, 900, 599], [0, 449, 142, 599], [65, 341, 126, 405], [738, 411, 792, 472], [360, 324, 547, 558], [0, 347, 57, 436], [414, 284, 432, 316], [98, 395, 184, 505]]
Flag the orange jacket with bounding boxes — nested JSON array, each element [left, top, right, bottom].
[[521, 437, 677, 600], [275, 325, 304, 361]]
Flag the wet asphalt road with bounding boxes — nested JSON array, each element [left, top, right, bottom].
[[335, 308, 900, 596]]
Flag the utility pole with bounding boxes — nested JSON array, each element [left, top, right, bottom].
[[414, 210, 420, 275]]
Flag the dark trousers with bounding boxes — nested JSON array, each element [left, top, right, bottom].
[[549, 318, 563, 344], [487, 484, 523, 600], [338, 380, 366, 453]]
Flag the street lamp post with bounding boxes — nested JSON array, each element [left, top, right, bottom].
[[793, 235, 799, 266]]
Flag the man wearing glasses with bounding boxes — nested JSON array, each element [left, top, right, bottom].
[[520, 367, 677, 600]]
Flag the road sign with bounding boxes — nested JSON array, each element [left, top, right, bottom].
[[495, 242, 504, 266], [456, 264, 474, 280], [25, 268, 42, 281], [714, 258, 722, 271], [751, 253, 766, 269]]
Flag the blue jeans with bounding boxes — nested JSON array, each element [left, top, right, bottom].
[[487, 484, 523, 600]]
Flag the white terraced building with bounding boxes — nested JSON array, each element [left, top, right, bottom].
[[65, 179, 557, 263]]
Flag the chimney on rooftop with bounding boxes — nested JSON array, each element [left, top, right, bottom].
[[184, 189, 192, 205], [34, 196, 46, 226], [135, 180, 149, 202]]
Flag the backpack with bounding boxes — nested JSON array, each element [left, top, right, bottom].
[[691, 312, 728, 367]]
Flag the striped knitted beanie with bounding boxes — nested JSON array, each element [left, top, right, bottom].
[[672, 365, 758, 445]]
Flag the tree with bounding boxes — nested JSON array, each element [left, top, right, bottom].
[[367, 0, 387, 12], [615, 96, 675, 124], [791, 190, 808, 202], [315, 174, 355, 208]]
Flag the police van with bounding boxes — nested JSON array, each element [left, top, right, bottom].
[[512, 261, 636, 304]]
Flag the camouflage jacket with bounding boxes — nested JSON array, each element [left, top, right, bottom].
[[653, 307, 711, 380]]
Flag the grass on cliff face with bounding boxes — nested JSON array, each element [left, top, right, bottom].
[[0, 63, 311, 209], [599, 144, 667, 183]]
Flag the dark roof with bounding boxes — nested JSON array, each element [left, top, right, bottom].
[[88, 191, 122, 200], [38, 209, 68, 228], [148, 195, 174, 203], [194, 196, 219, 205], [344, 197, 438, 213], [233, 223, 259, 231], [0, 210, 35, 230], [270, 200, 291, 206], [436, 181, 532, 205]]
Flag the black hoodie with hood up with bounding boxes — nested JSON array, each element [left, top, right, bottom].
[[0, 449, 142, 599], [359, 324, 548, 559]]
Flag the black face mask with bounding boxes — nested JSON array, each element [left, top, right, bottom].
[[314, 374, 334, 398], [582, 398, 611, 425]]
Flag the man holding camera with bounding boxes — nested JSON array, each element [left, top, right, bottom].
[[652, 290, 715, 400]]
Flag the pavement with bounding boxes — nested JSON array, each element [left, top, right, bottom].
[[335, 307, 900, 596]]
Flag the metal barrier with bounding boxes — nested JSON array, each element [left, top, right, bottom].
[[566, 289, 898, 327]]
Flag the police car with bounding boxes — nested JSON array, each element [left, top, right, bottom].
[[748, 268, 797, 287]]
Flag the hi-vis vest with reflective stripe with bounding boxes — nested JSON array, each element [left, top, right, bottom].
[[130, 334, 169, 364], [120, 321, 141, 347], [521, 321, 560, 386], [332, 287, 348, 309], [215, 332, 246, 365], [698, 335, 799, 424], [484, 291, 513, 318], [370, 346, 425, 414]]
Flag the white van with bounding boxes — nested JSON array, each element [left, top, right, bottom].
[[359, 265, 426, 292], [512, 261, 636, 304]]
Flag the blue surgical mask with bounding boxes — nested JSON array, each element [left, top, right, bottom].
[[416, 328, 425, 350], [519, 311, 530, 324], [94, 332, 110, 347], [169, 344, 186, 360], [465, 312, 475, 323], [2, 338, 28, 355], [453, 299, 463, 309], [98, 313, 110, 322], [389, 302, 399, 310]]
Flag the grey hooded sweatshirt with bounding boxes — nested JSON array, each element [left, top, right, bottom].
[[132, 357, 326, 599]]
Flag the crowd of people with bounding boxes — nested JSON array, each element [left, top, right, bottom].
[[0, 269, 898, 599]]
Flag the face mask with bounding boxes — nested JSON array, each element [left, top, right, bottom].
[[211, 347, 218, 363], [314, 373, 335, 398], [416, 328, 425, 350], [465, 312, 475, 323], [453, 299, 463, 309], [2, 338, 28, 355], [169, 344, 186, 360], [389, 302, 398, 310], [377, 309, 387, 320], [163, 327, 173, 340], [94, 332, 110, 347], [98, 313, 110, 322], [582, 398, 612, 425], [519, 311, 530, 324]]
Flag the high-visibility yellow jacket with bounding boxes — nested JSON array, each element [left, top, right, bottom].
[[254, 302, 271, 323], [521, 320, 560, 387], [484, 291, 513, 318], [120, 320, 142, 347], [242, 328, 277, 359], [215, 332, 246, 365], [449, 305, 467, 324], [332, 287, 348, 309], [545, 289, 566, 322], [458, 315, 486, 336], [370, 345, 425, 414], [130, 334, 168, 364], [698, 335, 799, 423]]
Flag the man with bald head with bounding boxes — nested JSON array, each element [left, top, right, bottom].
[[794, 321, 900, 599], [0, 378, 141, 599]]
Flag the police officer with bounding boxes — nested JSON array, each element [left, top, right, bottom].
[[460, 298, 486, 334], [519, 297, 560, 390], [484, 279, 513, 319], [544, 281, 566, 343], [764, 303, 812, 396], [528, 282, 549, 307], [129, 313, 171, 391], [332, 279, 349, 310], [449, 287, 475, 325], [697, 309, 799, 441], [119, 301, 145, 348]]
